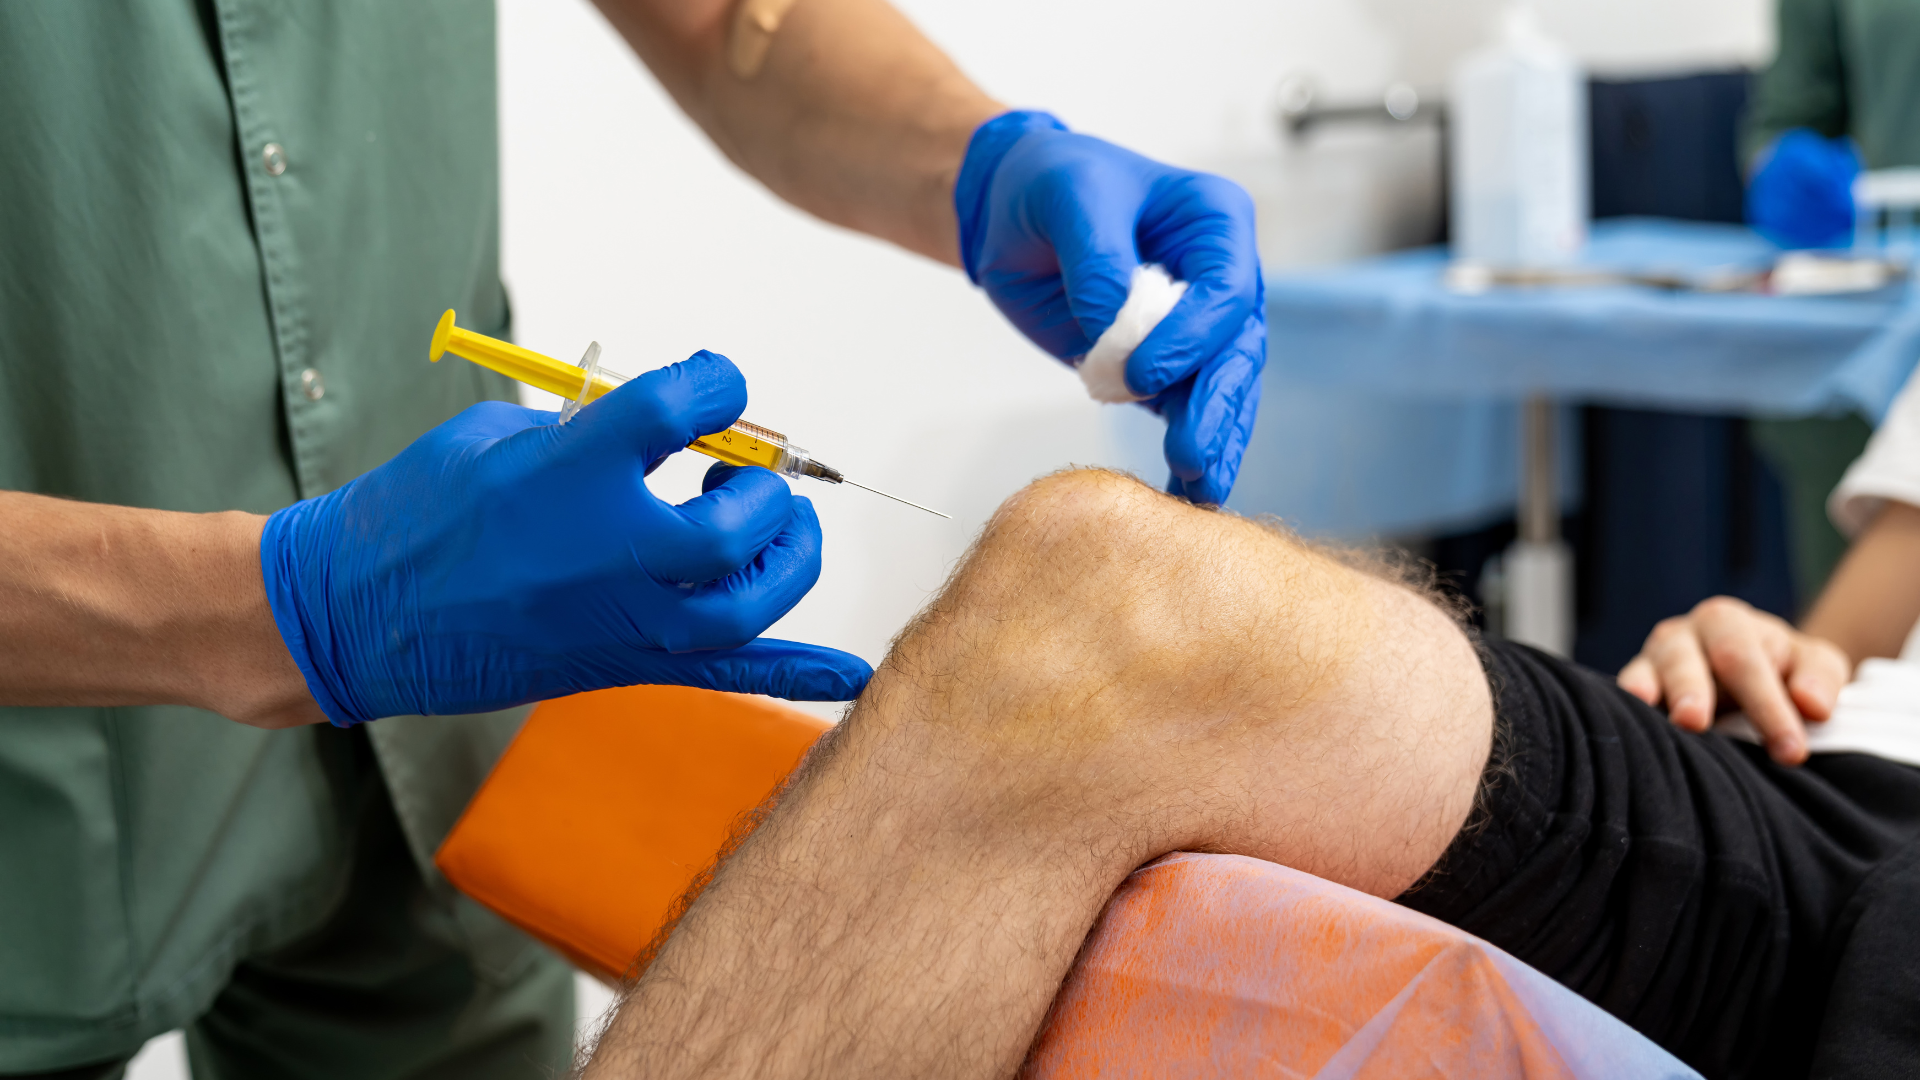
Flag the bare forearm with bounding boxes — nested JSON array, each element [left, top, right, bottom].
[[0, 491, 323, 727], [1803, 501, 1920, 664], [594, 0, 1002, 264]]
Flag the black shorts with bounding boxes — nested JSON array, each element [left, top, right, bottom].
[[1397, 639, 1920, 1080]]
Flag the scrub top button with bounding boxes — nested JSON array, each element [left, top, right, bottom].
[[300, 368, 325, 401], [262, 142, 287, 176]]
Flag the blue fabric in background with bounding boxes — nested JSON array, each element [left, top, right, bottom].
[[1262, 219, 1918, 420], [1223, 390, 1580, 538], [1236, 216, 1920, 543], [1244, 217, 1920, 537]]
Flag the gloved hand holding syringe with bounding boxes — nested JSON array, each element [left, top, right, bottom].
[[430, 311, 948, 518]]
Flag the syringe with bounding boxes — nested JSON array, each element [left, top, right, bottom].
[[428, 311, 948, 518]]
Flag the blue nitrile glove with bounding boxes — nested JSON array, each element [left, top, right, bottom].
[[956, 110, 1266, 506], [1747, 128, 1861, 250], [260, 350, 872, 726]]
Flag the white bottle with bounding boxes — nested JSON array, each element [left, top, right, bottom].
[[1450, 3, 1588, 267]]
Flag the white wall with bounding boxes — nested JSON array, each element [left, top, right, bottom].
[[122, 2, 1773, 1076]]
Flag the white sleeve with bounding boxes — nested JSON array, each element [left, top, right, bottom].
[[1830, 368, 1920, 537]]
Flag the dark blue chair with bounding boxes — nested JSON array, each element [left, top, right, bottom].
[[1576, 71, 1798, 671]]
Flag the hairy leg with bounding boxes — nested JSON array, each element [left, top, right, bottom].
[[583, 470, 1493, 1079]]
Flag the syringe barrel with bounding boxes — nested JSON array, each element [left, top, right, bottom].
[[539, 328, 812, 477], [570, 355, 818, 479], [690, 420, 813, 478]]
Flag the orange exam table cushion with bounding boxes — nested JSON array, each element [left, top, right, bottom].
[[434, 683, 829, 978], [437, 686, 1698, 1078]]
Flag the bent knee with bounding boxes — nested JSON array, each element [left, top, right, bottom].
[[997, 467, 1176, 530], [974, 469, 1201, 586], [903, 469, 1319, 686], [890, 471, 1202, 673]]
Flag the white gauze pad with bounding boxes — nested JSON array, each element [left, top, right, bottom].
[[1077, 264, 1188, 403]]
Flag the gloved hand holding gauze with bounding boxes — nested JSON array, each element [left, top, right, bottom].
[[953, 109, 1267, 507], [1076, 264, 1188, 403]]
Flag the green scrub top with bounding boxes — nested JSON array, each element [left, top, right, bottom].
[[1747, 0, 1920, 168], [0, 2, 544, 1069], [1744, 0, 1920, 604]]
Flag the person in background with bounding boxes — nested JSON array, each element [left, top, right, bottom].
[[1621, 355, 1920, 765], [0, 0, 1263, 1076], [1742, 0, 1920, 606]]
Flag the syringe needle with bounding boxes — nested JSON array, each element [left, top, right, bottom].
[[841, 479, 951, 519]]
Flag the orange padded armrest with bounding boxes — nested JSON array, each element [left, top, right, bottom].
[[435, 684, 829, 982]]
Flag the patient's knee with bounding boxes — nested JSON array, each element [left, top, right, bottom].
[[885, 469, 1340, 729], [860, 470, 1488, 888], [966, 468, 1343, 638], [973, 469, 1187, 593], [916, 470, 1213, 645]]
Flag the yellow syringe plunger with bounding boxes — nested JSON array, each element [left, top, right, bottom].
[[429, 309, 620, 403]]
